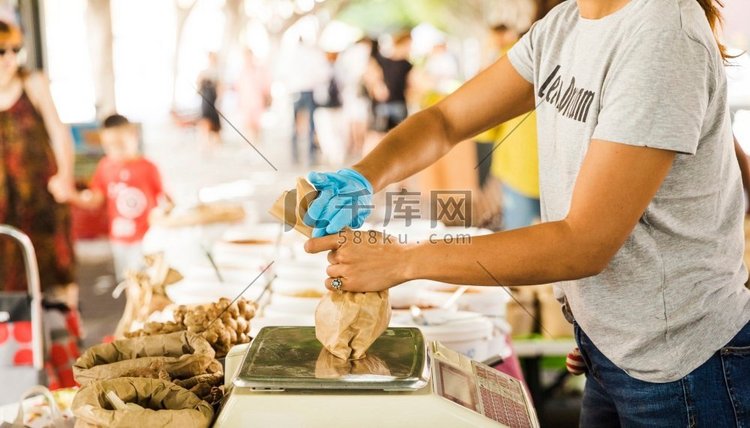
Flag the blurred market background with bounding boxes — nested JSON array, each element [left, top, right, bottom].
[[1, 0, 750, 426]]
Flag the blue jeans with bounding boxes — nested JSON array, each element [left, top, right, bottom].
[[373, 101, 407, 132], [292, 91, 317, 165], [575, 321, 750, 427], [501, 183, 540, 230]]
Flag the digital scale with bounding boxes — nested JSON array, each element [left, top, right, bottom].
[[215, 326, 539, 428]]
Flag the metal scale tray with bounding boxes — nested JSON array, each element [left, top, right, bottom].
[[234, 326, 430, 391]]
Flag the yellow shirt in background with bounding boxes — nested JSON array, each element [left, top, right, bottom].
[[490, 112, 540, 198]]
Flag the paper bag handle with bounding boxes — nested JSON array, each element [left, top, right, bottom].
[[13, 386, 64, 428]]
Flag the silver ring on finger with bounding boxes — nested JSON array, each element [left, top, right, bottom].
[[331, 277, 344, 293]]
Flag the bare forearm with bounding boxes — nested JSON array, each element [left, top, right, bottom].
[[51, 128, 75, 177], [353, 56, 535, 192], [26, 72, 75, 178], [404, 221, 605, 287], [353, 107, 453, 191], [69, 189, 104, 210]]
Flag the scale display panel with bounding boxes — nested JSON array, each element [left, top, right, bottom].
[[432, 343, 538, 428]]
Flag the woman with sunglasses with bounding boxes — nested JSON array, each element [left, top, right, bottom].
[[305, 0, 750, 425], [0, 20, 78, 386]]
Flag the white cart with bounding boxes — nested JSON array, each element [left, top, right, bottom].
[[0, 225, 45, 405]]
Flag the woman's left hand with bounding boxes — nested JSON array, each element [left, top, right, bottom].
[[48, 173, 75, 203], [304, 229, 413, 293]]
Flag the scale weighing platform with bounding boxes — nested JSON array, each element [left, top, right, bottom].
[[215, 326, 539, 427]]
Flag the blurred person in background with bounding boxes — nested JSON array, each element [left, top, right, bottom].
[[422, 39, 461, 92], [411, 36, 462, 106], [70, 114, 167, 282], [0, 20, 80, 388], [236, 47, 271, 142], [282, 37, 328, 166], [474, 24, 540, 230], [197, 51, 222, 147], [313, 50, 347, 166], [362, 39, 388, 153], [414, 36, 491, 226], [491, 110, 540, 230], [474, 25, 519, 187], [366, 31, 414, 152], [338, 37, 374, 160]]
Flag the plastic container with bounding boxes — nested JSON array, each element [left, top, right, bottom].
[[273, 260, 327, 283], [165, 278, 268, 305], [272, 277, 326, 298], [267, 293, 320, 314], [185, 264, 267, 284], [210, 251, 280, 271], [250, 313, 315, 337], [221, 222, 287, 243], [389, 279, 440, 310], [143, 223, 231, 273], [213, 222, 293, 262], [417, 285, 510, 318], [391, 309, 494, 361], [213, 240, 278, 262], [506, 287, 536, 337]]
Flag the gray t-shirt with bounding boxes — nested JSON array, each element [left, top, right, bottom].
[[508, 0, 750, 382]]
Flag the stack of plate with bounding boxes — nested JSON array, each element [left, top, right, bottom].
[[259, 253, 328, 326]]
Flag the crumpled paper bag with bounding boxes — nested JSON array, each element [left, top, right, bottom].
[[315, 290, 391, 360], [268, 177, 317, 237], [314, 349, 391, 378], [270, 177, 390, 360], [72, 377, 214, 428], [113, 252, 182, 338], [73, 332, 215, 386]]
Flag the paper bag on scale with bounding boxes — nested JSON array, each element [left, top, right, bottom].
[[270, 177, 391, 360]]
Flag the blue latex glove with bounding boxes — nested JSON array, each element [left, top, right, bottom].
[[305, 168, 374, 237]]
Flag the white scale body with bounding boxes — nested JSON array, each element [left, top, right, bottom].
[[215, 327, 538, 428]]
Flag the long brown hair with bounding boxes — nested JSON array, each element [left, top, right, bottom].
[[695, 0, 734, 62]]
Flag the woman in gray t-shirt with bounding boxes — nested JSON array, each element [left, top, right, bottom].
[[304, 0, 750, 425]]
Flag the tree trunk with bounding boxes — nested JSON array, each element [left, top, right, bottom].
[[171, 0, 196, 110], [86, 0, 116, 119]]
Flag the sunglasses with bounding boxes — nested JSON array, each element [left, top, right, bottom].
[[0, 46, 22, 56]]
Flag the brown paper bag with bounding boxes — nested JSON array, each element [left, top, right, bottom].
[[269, 177, 318, 237], [315, 290, 391, 360], [113, 253, 182, 338], [73, 332, 215, 386], [314, 349, 391, 378], [72, 377, 214, 428], [150, 202, 245, 228]]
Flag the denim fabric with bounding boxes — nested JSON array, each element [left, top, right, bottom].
[[292, 91, 317, 165], [372, 101, 407, 133], [575, 321, 750, 427], [501, 183, 541, 230]]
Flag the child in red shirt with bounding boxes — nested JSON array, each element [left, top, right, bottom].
[[71, 114, 167, 281]]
